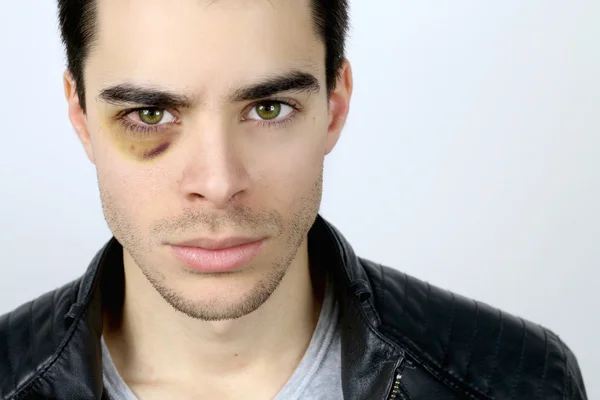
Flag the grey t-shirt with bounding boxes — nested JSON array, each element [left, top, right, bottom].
[[102, 281, 343, 400]]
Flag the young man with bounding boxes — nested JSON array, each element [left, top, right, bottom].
[[0, 0, 587, 399]]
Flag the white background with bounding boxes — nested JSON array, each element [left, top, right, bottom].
[[0, 1, 597, 397]]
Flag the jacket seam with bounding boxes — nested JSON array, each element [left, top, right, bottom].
[[535, 327, 549, 400], [27, 301, 34, 382], [50, 289, 57, 348], [509, 318, 527, 399], [373, 265, 384, 326], [486, 308, 503, 396], [4, 311, 17, 393], [421, 282, 431, 338], [559, 333, 569, 399], [398, 384, 413, 400], [440, 291, 456, 369], [463, 299, 479, 385], [380, 323, 492, 399], [408, 350, 488, 400]]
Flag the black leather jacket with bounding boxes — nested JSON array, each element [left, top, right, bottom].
[[0, 216, 587, 399]]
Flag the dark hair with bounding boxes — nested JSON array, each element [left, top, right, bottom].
[[57, 0, 349, 112]]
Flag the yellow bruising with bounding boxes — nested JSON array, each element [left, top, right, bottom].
[[112, 134, 176, 163]]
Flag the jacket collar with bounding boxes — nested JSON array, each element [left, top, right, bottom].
[[21, 215, 402, 399], [311, 216, 404, 399]]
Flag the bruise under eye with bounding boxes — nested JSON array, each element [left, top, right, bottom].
[[141, 141, 171, 158], [121, 140, 172, 161]]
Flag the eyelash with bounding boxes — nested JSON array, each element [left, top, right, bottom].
[[243, 97, 301, 129], [117, 98, 301, 137]]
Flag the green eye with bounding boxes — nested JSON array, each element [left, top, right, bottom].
[[138, 108, 164, 125], [245, 101, 295, 124], [255, 102, 282, 120]]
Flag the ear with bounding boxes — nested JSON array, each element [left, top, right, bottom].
[[63, 71, 95, 164], [325, 59, 353, 155]]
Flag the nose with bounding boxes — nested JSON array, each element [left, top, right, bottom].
[[177, 120, 250, 209]]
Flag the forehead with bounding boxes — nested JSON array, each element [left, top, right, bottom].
[[86, 0, 324, 93]]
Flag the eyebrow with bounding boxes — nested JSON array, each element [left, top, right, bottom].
[[230, 71, 321, 101], [98, 84, 194, 109], [97, 70, 320, 108]]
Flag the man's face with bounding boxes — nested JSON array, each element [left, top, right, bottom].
[[69, 0, 350, 320]]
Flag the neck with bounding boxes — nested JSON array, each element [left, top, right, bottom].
[[103, 238, 323, 395]]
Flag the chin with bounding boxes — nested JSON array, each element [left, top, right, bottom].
[[156, 277, 280, 321]]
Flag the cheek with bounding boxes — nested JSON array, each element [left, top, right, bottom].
[[93, 137, 171, 220], [253, 120, 327, 209], [98, 164, 174, 241]]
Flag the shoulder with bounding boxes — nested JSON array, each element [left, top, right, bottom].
[[0, 280, 79, 399], [359, 258, 587, 399]]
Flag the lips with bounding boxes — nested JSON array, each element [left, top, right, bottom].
[[169, 237, 266, 273], [174, 236, 264, 250]]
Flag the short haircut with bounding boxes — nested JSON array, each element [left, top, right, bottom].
[[57, 0, 350, 112]]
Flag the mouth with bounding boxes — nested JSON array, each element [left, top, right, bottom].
[[168, 236, 267, 273]]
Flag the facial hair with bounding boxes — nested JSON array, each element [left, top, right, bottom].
[[99, 169, 324, 321]]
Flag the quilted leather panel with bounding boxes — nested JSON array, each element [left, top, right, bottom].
[[363, 259, 586, 399]]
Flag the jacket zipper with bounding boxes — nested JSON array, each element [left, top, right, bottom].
[[385, 369, 403, 400]]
